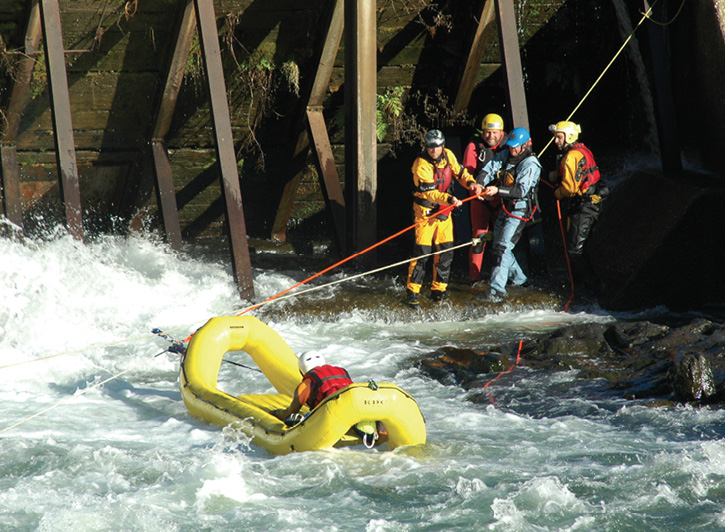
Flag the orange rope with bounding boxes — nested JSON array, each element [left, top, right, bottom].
[[234, 194, 483, 316], [181, 192, 485, 342]]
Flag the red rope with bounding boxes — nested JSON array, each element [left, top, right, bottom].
[[556, 199, 575, 312], [483, 339, 523, 389], [500, 203, 537, 222], [483, 339, 524, 406]]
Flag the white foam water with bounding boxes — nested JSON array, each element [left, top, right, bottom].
[[1, 232, 724, 531]]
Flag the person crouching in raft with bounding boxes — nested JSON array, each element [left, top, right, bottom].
[[273, 352, 353, 427]]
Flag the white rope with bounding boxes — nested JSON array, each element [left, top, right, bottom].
[[229, 239, 476, 311], [0, 352, 163, 436], [0, 240, 476, 434]]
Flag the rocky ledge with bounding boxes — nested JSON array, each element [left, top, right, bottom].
[[416, 316, 725, 406]]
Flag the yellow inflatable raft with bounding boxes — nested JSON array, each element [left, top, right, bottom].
[[179, 316, 426, 454]]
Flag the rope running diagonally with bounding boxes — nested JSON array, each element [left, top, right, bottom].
[[227, 239, 477, 314], [537, 0, 659, 159], [0, 350, 168, 435], [0, 240, 476, 433]]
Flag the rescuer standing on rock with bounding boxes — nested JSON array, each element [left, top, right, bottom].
[[462, 113, 508, 285], [406, 129, 483, 307], [549, 121, 608, 284]]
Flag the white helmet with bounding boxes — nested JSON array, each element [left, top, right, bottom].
[[298, 351, 326, 374]]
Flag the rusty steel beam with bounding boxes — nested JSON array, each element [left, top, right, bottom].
[[194, 0, 254, 300], [39, 0, 83, 240], [153, 0, 196, 140], [139, 0, 196, 250], [454, 0, 497, 113], [4, 0, 42, 142], [270, 0, 344, 243], [496, 0, 529, 130], [150, 141, 183, 249], [1, 146, 23, 227], [307, 107, 346, 251], [0, 0, 43, 230], [309, 0, 344, 108], [344, 0, 377, 254]]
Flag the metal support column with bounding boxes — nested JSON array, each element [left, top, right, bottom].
[[194, 0, 254, 299], [1, 146, 23, 228], [306, 0, 346, 251], [454, 0, 496, 112], [39, 0, 83, 240], [271, 0, 345, 250], [0, 0, 42, 229], [307, 106, 346, 250], [344, 0, 377, 255], [145, 0, 198, 250], [496, 0, 529, 130]]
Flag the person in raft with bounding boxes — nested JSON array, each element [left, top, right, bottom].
[[273, 351, 353, 427]]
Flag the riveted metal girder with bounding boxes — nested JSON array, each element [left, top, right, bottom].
[[344, 0, 377, 255], [497, 0, 529, 131], [39, 0, 83, 240], [271, 0, 345, 249], [0, 0, 42, 229], [194, 0, 254, 300], [454, 0, 497, 112], [307, 106, 346, 250], [145, 0, 197, 251]]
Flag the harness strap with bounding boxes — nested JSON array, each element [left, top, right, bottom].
[[501, 203, 538, 222]]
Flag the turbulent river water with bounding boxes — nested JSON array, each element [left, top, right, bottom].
[[2, 231, 725, 532]]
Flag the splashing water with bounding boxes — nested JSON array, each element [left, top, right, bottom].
[[1, 232, 724, 531]]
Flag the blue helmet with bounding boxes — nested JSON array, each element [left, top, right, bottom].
[[505, 127, 530, 148]]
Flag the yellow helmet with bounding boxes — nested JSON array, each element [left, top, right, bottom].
[[481, 113, 504, 131], [549, 121, 581, 144]]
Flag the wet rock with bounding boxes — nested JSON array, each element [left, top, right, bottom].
[[669, 351, 716, 402], [587, 170, 725, 311], [416, 317, 725, 407], [416, 347, 509, 389]]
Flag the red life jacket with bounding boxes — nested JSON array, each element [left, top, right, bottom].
[[570, 143, 600, 192], [432, 151, 453, 193], [303, 365, 353, 409]]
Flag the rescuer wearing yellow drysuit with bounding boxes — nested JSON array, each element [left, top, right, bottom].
[[406, 129, 483, 307], [549, 121, 608, 281]]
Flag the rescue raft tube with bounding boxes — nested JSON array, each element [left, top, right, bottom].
[[179, 316, 426, 454]]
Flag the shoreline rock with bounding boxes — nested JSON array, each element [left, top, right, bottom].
[[416, 317, 725, 406]]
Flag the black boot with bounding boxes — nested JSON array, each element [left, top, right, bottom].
[[430, 290, 449, 302], [405, 289, 420, 308]]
